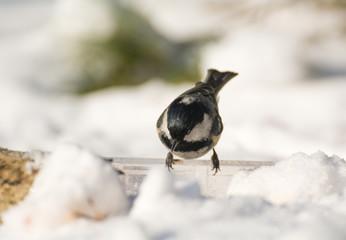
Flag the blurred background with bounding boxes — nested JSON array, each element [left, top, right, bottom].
[[0, 0, 345, 161]]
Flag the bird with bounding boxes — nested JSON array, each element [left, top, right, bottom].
[[156, 69, 238, 174]]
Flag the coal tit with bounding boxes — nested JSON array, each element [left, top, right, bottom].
[[156, 69, 238, 174]]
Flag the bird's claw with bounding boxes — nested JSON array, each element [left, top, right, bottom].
[[165, 152, 182, 172], [211, 148, 220, 175], [166, 152, 175, 171]]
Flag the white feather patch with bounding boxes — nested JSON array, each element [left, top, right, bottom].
[[158, 110, 171, 139], [179, 96, 195, 105], [184, 114, 212, 142]]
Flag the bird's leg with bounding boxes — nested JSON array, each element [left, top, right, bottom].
[[211, 148, 220, 175], [166, 140, 179, 171], [165, 152, 182, 171], [166, 152, 175, 171]]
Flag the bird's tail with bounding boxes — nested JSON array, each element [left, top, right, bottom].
[[203, 69, 238, 95]]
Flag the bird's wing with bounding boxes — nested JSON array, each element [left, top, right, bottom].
[[211, 114, 223, 136]]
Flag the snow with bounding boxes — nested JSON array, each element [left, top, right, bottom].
[[1, 0, 346, 239], [1, 147, 345, 239], [227, 151, 346, 205], [1, 144, 129, 238], [52, 0, 117, 41]]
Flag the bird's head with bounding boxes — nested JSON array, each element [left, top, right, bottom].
[[168, 119, 187, 142]]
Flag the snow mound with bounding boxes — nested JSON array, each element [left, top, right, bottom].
[[227, 151, 346, 205], [131, 167, 202, 218], [1, 144, 129, 236], [1, 150, 346, 239]]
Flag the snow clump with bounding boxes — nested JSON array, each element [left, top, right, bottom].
[[1, 144, 129, 236], [227, 151, 346, 205]]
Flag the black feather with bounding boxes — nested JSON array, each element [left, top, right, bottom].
[[160, 134, 212, 152], [167, 97, 206, 141], [203, 69, 238, 95]]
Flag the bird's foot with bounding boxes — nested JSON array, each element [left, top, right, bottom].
[[166, 152, 181, 171], [211, 148, 220, 175]]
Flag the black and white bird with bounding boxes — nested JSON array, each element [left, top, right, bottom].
[[156, 69, 238, 174]]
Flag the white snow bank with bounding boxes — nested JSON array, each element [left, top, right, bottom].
[[131, 168, 202, 218], [130, 159, 346, 240], [1, 144, 129, 237], [227, 151, 346, 205], [1, 149, 346, 239]]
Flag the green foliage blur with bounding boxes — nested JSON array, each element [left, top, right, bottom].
[[73, 6, 207, 93]]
